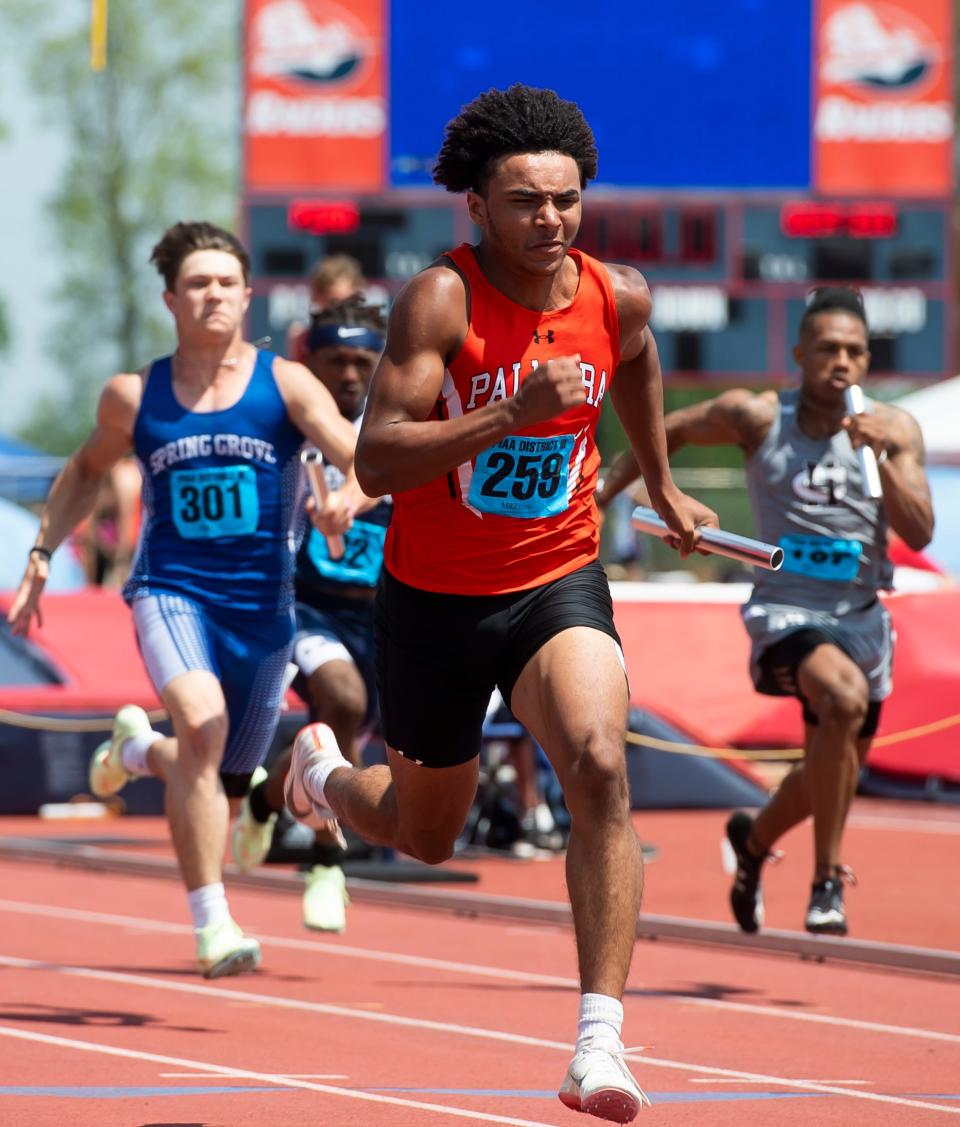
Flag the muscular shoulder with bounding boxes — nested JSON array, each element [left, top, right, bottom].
[[717, 387, 777, 426], [603, 263, 652, 335], [874, 399, 924, 455], [385, 263, 468, 363], [98, 372, 143, 432], [711, 388, 777, 452], [271, 354, 314, 392]]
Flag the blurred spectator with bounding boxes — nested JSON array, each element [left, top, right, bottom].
[[474, 691, 567, 855], [79, 455, 142, 588], [286, 254, 366, 361], [598, 471, 650, 581]]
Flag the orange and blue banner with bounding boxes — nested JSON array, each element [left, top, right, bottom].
[[243, 0, 386, 192], [813, 0, 954, 196]]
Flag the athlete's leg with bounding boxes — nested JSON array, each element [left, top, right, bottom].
[[160, 669, 231, 891], [509, 626, 639, 998], [753, 724, 873, 855], [322, 750, 479, 864], [128, 595, 230, 891], [259, 657, 368, 816], [794, 644, 869, 878]]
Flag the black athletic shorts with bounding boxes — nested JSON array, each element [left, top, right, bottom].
[[756, 627, 883, 739], [374, 560, 622, 768]]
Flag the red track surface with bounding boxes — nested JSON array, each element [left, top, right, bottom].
[[0, 802, 958, 1126]]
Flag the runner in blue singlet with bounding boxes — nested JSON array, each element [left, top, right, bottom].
[[231, 296, 390, 934], [8, 222, 362, 978]]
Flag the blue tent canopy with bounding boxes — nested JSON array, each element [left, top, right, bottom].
[[0, 495, 85, 591], [0, 433, 64, 504]]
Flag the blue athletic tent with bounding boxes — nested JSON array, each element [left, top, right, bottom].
[[0, 495, 85, 592], [0, 434, 64, 505]]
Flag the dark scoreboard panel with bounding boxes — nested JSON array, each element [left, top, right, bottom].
[[246, 194, 951, 383]]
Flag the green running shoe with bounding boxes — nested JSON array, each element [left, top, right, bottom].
[[195, 918, 261, 979], [88, 704, 153, 797], [231, 766, 277, 873]]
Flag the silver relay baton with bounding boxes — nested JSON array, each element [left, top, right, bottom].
[[631, 506, 783, 570], [301, 449, 346, 561], [843, 385, 883, 499]]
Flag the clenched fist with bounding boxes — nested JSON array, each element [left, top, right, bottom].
[[513, 354, 587, 425]]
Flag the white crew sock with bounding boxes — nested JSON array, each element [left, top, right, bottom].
[[120, 731, 162, 776], [577, 993, 624, 1053], [187, 882, 230, 931], [303, 753, 352, 807]]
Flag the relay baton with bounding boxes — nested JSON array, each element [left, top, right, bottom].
[[300, 449, 345, 561], [843, 385, 883, 499], [631, 506, 783, 571]]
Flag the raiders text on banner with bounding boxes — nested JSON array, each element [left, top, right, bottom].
[[814, 0, 954, 196], [244, 0, 386, 192]]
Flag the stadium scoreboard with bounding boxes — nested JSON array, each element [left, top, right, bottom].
[[242, 0, 954, 383], [246, 194, 951, 383]]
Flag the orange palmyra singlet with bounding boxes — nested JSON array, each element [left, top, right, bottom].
[[384, 243, 621, 595]]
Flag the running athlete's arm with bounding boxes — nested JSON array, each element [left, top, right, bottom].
[[355, 267, 586, 495], [273, 357, 359, 474], [597, 389, 775, 509], [605, 265, 719, 554], [6, 373, 140, 635], [845, 404, 934, 550]]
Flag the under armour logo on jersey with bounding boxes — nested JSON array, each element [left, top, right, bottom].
[[532, 329, 555, 344]]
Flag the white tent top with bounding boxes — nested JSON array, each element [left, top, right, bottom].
[[894, 376, 960, 464]]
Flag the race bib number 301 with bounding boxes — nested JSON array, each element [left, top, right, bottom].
[[780, 534, 862, 582], [171, 466, 259, 539], [468, 434, 574, 519]]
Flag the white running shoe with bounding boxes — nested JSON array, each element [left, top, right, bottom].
[[283, 723, 348, 842], [558, 1043, 651, 1123], [195, 918, 261, 979], [302, 864, 349, 932], [231, 766, 277, 873], [88, 705, 153, 798]]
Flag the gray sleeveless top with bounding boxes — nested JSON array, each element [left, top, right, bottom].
[[745, 389, 892, 615]]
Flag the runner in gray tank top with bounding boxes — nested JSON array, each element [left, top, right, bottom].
[[597, 286, 934, 937]]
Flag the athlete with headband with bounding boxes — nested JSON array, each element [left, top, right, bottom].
[[232, 296, 390, 934]]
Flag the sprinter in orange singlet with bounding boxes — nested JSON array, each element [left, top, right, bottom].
[[283, 85, 717, 1123]]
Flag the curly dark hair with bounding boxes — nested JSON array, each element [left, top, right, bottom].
[[150, 221, 250, 290], [432, 84, 598, 194], [800, 286, 868, 336]]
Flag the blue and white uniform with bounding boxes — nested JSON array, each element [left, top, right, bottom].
[[291, 415, 391, 734], [125, 350, 307, 776]]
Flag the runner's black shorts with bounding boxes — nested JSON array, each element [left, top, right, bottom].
[[374, 560, 622, 768]]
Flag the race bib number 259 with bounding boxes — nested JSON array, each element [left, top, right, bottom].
[[468, 434, 574, 519]]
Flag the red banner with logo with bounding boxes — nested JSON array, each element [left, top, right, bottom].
[[243, 0, 386, 193], [813, 0, 954, 196]]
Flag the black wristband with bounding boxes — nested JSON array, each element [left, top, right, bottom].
[[30, 545, 52, 562]]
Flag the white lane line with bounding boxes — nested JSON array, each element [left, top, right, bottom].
[[160, 1071, 350, 1079], [690, 1078, 873, 1085], [0, 1025, 559, 1127], [0, 897, 955, 1045], [0, 898, 957, 1046], [3, 955, 959, 1116], [848, 815, 960, 836]]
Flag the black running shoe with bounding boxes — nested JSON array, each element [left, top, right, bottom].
[[725, 811, 766, 933], [805, 867, 855, 936]]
